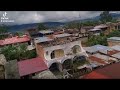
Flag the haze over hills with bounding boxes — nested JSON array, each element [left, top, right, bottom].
[[7, 12, 120, 33]]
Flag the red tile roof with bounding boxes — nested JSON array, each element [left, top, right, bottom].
[[107, 50, 120, 56], [84, 63, 120, 79], [83, 71, 109, 79], [18, 57, 48, 77], [89, 56, 107, 65], [0, 35, 30, 46]]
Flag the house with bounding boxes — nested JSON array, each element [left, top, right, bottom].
[[18, 57, 48, 79], [107, 37, 120, 46], [111, 45, 120, 51], [88, 24, 109, 35], [0, 54, 6, 79], [83, 45, 111, 55], [34, 33, 88, 72], [32, 70, 57, 79], [0, 35, 31, 47], [83, 62, 120, 79], [5, 60, 20, 79], [92, 53, 117, 64], [26, 28, 39, 38]]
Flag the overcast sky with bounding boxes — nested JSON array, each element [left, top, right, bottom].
[[0, 11, 120, 25]]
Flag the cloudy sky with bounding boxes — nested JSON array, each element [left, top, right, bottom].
[[0, 11, 119, 25]]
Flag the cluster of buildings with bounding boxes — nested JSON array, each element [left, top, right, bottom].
[[0, 28, 89, 79], [1, 21, 120, 79], [82, 36, 120, 79]]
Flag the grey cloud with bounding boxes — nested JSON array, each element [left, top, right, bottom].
[[0, 11, 119, 25]]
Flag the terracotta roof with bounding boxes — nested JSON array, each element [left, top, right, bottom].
[[84, 63, 120, 79], [18, 57, 48, 77], [107, 50, 120, 56], [89, 56, 107, 65], [0, 35, 30, 46], [83, 71, 109, 79]]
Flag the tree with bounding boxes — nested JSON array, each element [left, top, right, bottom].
[[0, 25, 8, 34], [38, 23, 47, 30], [1, 44, 37, 61], [100, 11, 113, 23], [0, 25, 9, 40]]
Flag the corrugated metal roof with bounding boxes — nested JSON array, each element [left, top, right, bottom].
[[93, 53, 117, 62], [111, 45, 120, 51], [89, 28, 101, 32], [54, 33, 71, 38], [83, 71, 109, 79], [39, 30, 54, 34], [107, 37, 120, 41], [112, 52, 120, 59], [94, 24, 108, 29], [34, 37, 53, 43], [84, 63, 120, 79], [84, 45, 111, 54], [18, 57, 48, 77], [89, 56, 107, 65]]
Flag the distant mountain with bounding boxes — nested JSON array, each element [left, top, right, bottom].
[[8, 22, 65, 33], [7, 12, 120, 33], [72, 12, 120, 22]]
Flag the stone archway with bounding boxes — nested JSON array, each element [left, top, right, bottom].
[[50, 49, 64, 59], [62, 59, 73, 70], [49, 62, 60, 72], [73, 56, 87, 67], [72, 45, 81, 54]]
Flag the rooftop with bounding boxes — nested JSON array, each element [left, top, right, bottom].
[[111, 45, 120, 51], [0, 35, 30, 46], [107, 37, 120, 41], [99, 49, 120, 56], [54, 33, 71, 38], [39, 30, 54, 34], [89, 56, 107, 65], [34, 37, 53, 43], [112, 52, 120, 59], [84, 45, 111, 54], [83, 71, 109, 79], [83, 62, 120, 79], [93, 53, 117, 62], [94, 24, 108, 29], [89, 28, 101, 32], [18, 57, 48, 77]]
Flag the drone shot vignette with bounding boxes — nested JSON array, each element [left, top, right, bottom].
[[0, 11, 120, 79]]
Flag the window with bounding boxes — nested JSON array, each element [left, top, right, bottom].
[[46, 51, 48, 55]]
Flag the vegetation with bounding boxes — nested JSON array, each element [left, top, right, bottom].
[[38, 23, 48, 30], [64, 20, 101, 29], [1, 44, 37, 61], [87, 33, 108, 46], [14, 32, 24, 37], [107, 30, 120, 37], [100, 11, 113, 23], [0, 25, 9, 40], [87, 30, 120, 46]]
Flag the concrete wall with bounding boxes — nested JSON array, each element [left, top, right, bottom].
[[43, 40, 87, 67], [108, 41, 120, 47]]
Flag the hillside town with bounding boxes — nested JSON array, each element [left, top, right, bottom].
[[1, 11, 120, 79]]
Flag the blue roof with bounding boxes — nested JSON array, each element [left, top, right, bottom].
[[34, 37, 53, 43]]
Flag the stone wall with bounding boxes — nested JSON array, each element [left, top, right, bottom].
[[108, 41, 120, 47]]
